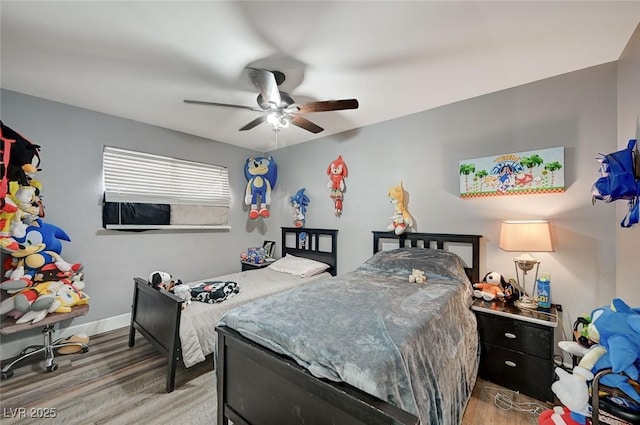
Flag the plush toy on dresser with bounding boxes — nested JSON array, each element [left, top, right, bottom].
[[472, 271, 506, 301]]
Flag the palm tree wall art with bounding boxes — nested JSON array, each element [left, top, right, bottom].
[[459, 147, 564, 198]]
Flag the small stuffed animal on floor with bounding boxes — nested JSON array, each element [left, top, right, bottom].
[[473, 271, 506, 301]]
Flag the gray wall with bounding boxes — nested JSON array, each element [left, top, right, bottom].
[[1, 89, 264, 343], [0, 61, 624, 355], [616, 23, 640, 306], [264, 63, 620, 344]]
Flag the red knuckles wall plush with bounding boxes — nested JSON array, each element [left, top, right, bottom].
[[327, 155, 348, 217]]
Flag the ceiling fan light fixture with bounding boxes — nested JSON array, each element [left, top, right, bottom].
[[185, 68, 358, 134], [267, 111, 289, 131]]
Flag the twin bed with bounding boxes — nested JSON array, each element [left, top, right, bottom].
[[129, 227, 338, 393], [130, 228, 482, 425]]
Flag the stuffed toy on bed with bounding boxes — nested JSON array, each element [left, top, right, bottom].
[[472, 271, 506, 301], [409, 269, 426, 284]]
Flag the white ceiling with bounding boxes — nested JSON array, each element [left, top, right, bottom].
[[1, 1, 639, 152]]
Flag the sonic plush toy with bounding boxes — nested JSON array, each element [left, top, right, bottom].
[[540, 298, 640, 425], [290, 188, 309, 228], [0, 218, 80, 291], [244, 156, 277, 220], [290, 188, 310, 247]]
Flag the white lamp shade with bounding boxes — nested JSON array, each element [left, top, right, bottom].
[[499, 220, 553, 252]]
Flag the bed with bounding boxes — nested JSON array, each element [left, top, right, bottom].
[[216, 231, 482, 425], [128, 227, 338, 393]]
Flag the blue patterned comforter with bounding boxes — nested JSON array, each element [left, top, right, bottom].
[[219, 247, 479, 424]]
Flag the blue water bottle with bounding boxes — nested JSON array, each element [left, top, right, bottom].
[[536, 274, 551, 309]]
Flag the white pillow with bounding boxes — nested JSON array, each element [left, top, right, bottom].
[[267, 254, 330, 277]]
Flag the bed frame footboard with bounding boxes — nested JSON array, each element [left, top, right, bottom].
[[216, 325, 419, 425], [129, 277, 183, 393]]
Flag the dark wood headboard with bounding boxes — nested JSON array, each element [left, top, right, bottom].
[[281, 227, 338, 276], [372, 231, 481, 283]]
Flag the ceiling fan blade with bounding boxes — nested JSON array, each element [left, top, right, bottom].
[[294, 99, 359, 114], [184, 99, 262, 112], [239, 115, 268, 131], [247, 67, 281, 108], [290, 116, 324, 134]]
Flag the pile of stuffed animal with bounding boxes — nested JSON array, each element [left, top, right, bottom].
[[0, 121, 89, 324], [538, 298, 640, 425]]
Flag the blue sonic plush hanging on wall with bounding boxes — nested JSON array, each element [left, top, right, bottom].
[[290, 188, 310, 247], [244, 156, 277, 219]]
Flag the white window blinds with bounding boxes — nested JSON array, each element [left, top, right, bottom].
[[103, 146, 231, 206]]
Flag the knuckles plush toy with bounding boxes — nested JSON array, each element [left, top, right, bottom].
[[327, 155, 348, 216], [244, 156, 277, 220], [473, 271, 506, 301]]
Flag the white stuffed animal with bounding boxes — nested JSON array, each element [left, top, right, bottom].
[[409, 269, 426, 284], [148, 271, 173, 290], [172, 283, 192, 307]]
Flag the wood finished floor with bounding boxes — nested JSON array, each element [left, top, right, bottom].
[[0, 327, 549, 425]]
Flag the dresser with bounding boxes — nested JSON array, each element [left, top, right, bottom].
[[471, 298, 558, 402]]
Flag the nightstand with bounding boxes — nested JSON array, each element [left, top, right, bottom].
[[471, 298, 558, 402], [240, 260, 271, 271]]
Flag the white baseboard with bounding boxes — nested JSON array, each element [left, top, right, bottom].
[[0, 313, 131, 360]]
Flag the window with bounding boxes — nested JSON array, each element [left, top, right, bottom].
[[102, 146, 231, 230]]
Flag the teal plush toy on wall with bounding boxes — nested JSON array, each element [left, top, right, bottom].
[[244, 156, 277, 219]]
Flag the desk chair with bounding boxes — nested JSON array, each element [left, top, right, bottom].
[[591, 368, 640, 425], [0, 304, 89, 379]]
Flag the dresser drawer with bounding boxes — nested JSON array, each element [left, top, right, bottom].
[[479, 342, 555, 402], [476, 313, 553, 359]]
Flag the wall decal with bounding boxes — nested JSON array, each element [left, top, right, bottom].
[[459, 147, 564, 198]]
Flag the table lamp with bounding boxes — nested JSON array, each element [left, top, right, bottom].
[[499, 220, 553, 309]]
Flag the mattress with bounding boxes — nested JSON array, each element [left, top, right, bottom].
[[180, 268, 330, 367], [219, 247, 480, 424]]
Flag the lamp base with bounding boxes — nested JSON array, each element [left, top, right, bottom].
[[514, 295, 538, 310]]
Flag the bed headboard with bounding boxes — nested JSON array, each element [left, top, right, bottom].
[[372, 231, 481, 283], [281, 227, 338, 276]]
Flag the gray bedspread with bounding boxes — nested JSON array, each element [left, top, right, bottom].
[[219, 247, 479, 424]]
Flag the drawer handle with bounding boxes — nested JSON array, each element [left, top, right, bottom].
[[504, 332, 517, 339], [504, 360, 517, 367]]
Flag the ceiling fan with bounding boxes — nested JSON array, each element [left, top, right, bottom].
[[184, 67, 359, 134]]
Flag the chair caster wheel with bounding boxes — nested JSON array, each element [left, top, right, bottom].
[[1, 370, 14, 379], [46, 364, 58, 372]]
